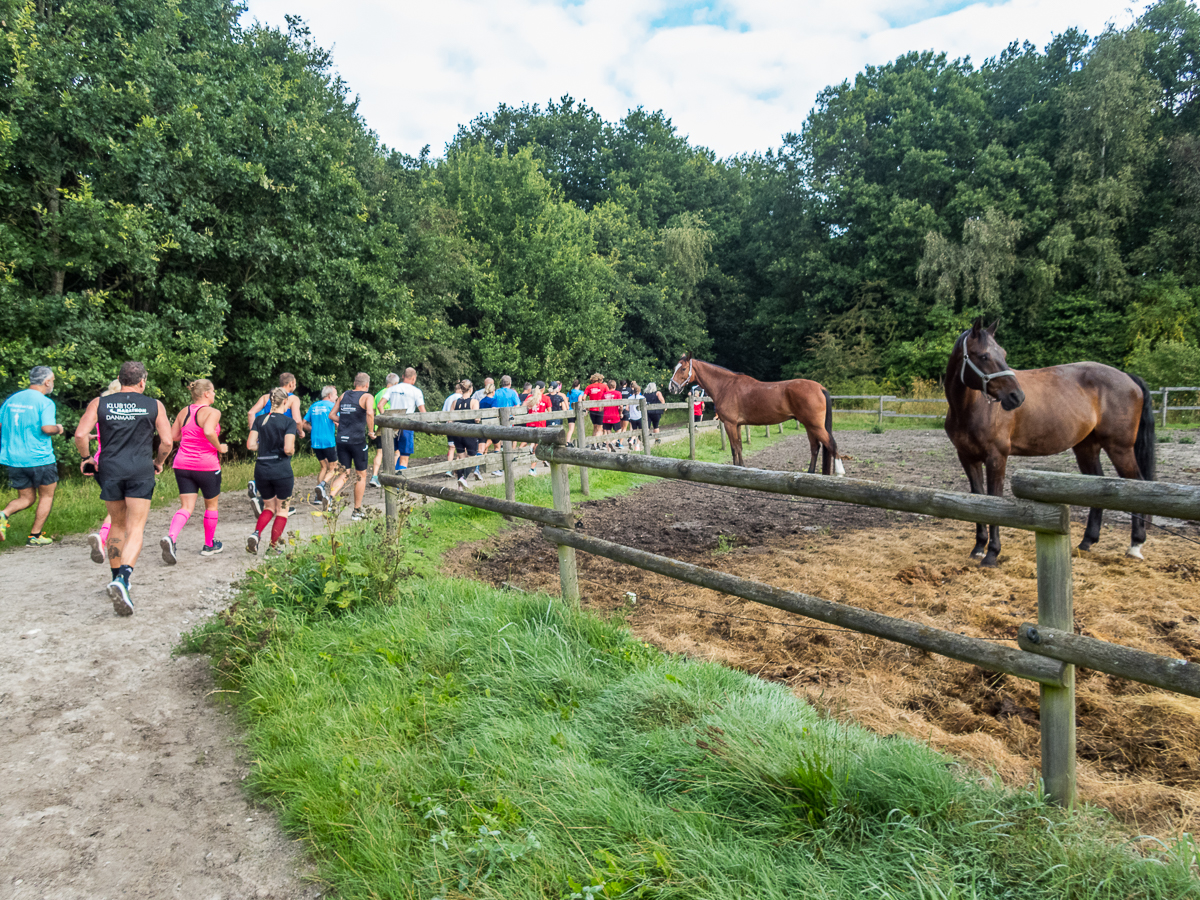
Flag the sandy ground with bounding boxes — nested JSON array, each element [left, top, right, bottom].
[[0, 474, 356, 900]]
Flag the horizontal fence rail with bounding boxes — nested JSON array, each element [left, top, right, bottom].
[[375, 414, 567, 446], [1011, 471, 1200, 521], [1017, 624, 1200, 698], [378, 472, 570, 528], [534, 445, 1070, 534], [542, 527, 1067, 686]]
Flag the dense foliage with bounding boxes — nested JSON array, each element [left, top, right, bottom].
[[5, 0, 1200, 451]]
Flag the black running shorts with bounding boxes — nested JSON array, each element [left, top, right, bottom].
[[98, 474, 156, 502], [313, 446, 337, 463], [255, 473, 294, 500], [588, 410, 602, 426], [174, 468, 222, 499], [7, 464, 59, 490], [337, 443, 368, 472]]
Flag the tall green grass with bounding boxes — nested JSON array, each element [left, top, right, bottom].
[[182, 526, 1200, 899]]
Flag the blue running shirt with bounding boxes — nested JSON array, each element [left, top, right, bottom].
[[0, 388, 57, 467], [304, 399, 336, 448]]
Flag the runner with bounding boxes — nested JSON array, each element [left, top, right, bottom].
[[522, 381, 551, 474], [245, 373, 302, 514], [440, 381, 462, 476], [565, 379, 583, 443], [627, 381, 645, 451], [382, 366, 427, 471], [583, 373, 607, 440], [245, 387, 298, 556], [0, 366, 65, 546], [451, 380, 484, 489], [369, 373, 400, 488], [472, 377, 495, 402], [324, 372, 374, 521], [644, 381, 665, 438], [601, 379, 623, 450], [160, 378, 228, 564], [477, 380, 498, 461], [85, 379, 122, 563], [73, 361, 174, 616], [693, 387, 706, 423], [304, 386, 338, 506]]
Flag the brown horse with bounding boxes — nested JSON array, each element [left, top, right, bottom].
[[945, 320, 1156, 567], [668, 354, 844, 475]]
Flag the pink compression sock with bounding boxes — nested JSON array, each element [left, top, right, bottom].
[[168, 508, 191, 541], [203, 510, 218, 546], [99, 522, 111, 547]]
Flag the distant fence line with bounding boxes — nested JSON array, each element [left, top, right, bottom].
[[372, 406, 1200, 810]]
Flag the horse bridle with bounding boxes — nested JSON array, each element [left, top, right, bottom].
[[957, 330, 1017, 402], [669, 358, 695, 394]]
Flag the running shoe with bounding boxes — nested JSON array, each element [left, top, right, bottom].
[[246, 479, 257, 500], [0, 511, 7, 541], [287, 505, 297, 517], [314, 482, 327, 504], [199, 541, 224, 557], [395, 463, 407, 473], [529, 466, 536, 476], [350, 508, 365, 521], [107, 579, 134, 617], [369, 475, 381, 488], [88, 532, 105, 564], [26, 534, 52, 546], [246, 531, 260, 554], [457, 476, 468, 490], [320, 492, 331, 512], [250, 494, 264, 516], [160, 535, 177, 565], [445, 470, 455, 478], [471, 468, 484, 482]]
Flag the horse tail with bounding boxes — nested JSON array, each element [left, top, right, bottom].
[[1128, 373, 1157, 482], [821, 387, 842, 475]]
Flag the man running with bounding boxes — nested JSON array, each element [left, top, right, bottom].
[[583, 373, 607, 440], [0, 366, 65, 545], [382, 366, 427, 471], [324, 372, 374, 521], [74, 361, 173, 616], [304, 386, 338, 505]]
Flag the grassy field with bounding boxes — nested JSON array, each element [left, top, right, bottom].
[[182, 520, 1200, 899]]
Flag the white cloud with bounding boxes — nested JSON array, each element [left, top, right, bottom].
[[241, 0, 1139, 157]]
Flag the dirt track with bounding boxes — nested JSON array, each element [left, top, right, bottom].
[[0, 479, 345, 900]]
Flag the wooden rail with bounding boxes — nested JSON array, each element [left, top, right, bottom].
[[1011, 471, 1200, 520]]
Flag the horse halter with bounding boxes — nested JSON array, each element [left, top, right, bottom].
[[957, 330, 1017, 402], [669, 358, 695, 394]]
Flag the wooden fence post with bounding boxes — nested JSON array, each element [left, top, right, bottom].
[[878, 395, 885, 426], [575, 399, 590, 496], [639, 398, 650, 455], [718, 419, 726, 451], [499, 406, 516, 507], [1162, 388, 1170, 427], [764, 424, 770, 438], [688, 403, 697, 460], [550, 461, 579, 605], [1036, 530, 1076, 808], [381, 427, 397, 534]]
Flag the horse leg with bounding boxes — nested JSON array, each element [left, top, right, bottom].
[[980, 455, 1007, 568], [958, 455, 989, 559], [806, 431, 820, 474], [1105, 445, 1149, 559], [1072, 443, 1105, 551], [724, 421, 744, 466]]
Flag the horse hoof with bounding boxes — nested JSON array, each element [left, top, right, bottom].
[[1126, 544, 1145, 560], [1077, 541, 1093, 552], [980, 556, 1000, 569]]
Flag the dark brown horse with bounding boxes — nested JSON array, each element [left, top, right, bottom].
[[945, 320, 1156, 567], [668, 354, 844, 475]]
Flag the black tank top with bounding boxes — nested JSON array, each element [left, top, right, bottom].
[[337, 390, 368, 446], [97, 392, 158, 480], [453, 395, 480, 423]]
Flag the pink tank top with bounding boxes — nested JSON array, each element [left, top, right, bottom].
[[173, 404, 221, 471]]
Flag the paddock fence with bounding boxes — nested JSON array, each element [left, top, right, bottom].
[[831, 387, 1200, 425], [372, 412, 1200, 809]]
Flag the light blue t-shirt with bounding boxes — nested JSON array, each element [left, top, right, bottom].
[[0, 388, 57, 468], [303, 399, 336, 449], [492, 387, 521, 408], [567, 388, 583, 405]]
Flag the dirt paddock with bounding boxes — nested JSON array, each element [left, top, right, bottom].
[[445, 428, 1200, 837]]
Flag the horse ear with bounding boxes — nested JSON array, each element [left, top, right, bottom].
[[970, 317, 983, 336], [986, 319, 999, 336]]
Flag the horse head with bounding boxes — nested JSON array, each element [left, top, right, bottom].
[[958, 320, 1025, 411], [669, 352, 696, 394]]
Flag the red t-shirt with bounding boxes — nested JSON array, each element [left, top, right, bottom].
[[602, 390, 622, 424], [583, 383, 606, 407], [526, 395, 551, 428], [693, 397, 705, 416]]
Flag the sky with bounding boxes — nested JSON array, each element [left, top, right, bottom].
[[240, 0, 1143, 158]]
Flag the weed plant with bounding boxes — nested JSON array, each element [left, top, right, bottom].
[[182, 528, 1200, 898]]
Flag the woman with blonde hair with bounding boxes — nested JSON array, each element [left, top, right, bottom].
[[160, 378, 228, 563], [246, 386, 297, 556]]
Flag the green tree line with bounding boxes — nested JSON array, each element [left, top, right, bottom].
[[3, 0, 1200, 459]]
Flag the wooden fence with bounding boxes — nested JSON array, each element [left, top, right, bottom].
[[832, 387, 1200, 424], [372, 412, 1200, 809]]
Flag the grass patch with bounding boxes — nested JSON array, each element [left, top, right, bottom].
[[181, 526, 1200, 899], [0, 453, 321, 550]]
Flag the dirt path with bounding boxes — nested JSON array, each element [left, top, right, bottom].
[[0, 475, 360, 900]]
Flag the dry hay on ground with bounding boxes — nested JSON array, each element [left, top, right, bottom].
[[448, 518, 1200, 839]]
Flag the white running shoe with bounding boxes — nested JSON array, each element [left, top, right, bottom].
[[350, 508, 365, 521], [457, 476, 468, 490], [471, 469, 484, 482], [246, 480, 257, 500], [250, 494, 264, 516], [160, 535, 177, 566], [369, 475, 381, 488], [107, 579, 133, 617], [246, 531, 260, 554], [88, 533, 105, 564]]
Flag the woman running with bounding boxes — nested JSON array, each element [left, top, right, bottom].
[[627, 381, 644, 451], [451, 380, 484, 489], [644, 382, 664, 438], [523, 382, 551, 474], [161, 379, 228, 563], [246, 387, 298, 556], [85, 379, 121, 564]]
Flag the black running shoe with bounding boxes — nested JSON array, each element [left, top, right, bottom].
[[246, 479, 257, 500], [199, 541, 224, 557], [107, 579, 133, 616], [246, 531, 260, 554]]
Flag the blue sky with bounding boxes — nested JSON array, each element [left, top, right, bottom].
[[241, 0, 1139, 158]]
